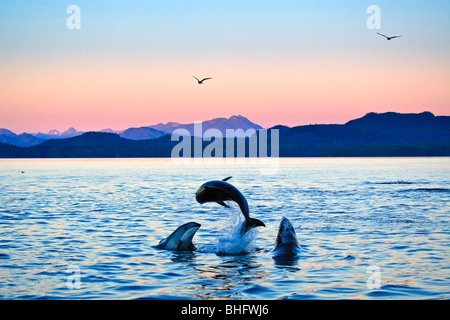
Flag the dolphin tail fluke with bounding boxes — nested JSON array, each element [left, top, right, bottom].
[[242, 217, 266, 234]]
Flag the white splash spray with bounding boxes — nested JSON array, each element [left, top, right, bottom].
[[215, 202, 259, 256]]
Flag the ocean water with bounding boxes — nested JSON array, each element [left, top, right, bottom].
[[0, 157, 448, 300]]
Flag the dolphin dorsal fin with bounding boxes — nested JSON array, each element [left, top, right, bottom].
[[222, 176, 232, 182]]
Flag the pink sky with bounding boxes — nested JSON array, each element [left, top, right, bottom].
[[1, 54, 448, 134]]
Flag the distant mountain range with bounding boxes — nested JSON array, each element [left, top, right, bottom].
[[149, 115, 263, 137], [273, 111, 450, 157], [0, 115, 262, 147], [0, 112, 449, 158], [0, 130, 45, 148]]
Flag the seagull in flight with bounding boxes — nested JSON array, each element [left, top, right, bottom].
[[377, 32, 402, 40], [192, 76, 212, 84]]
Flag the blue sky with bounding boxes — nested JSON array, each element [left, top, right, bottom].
[[2, 0, 448, 60]]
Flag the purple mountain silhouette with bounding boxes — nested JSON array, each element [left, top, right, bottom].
[[0, 129, 16, 137], [150, 115, 263, 137], [0, 132, 44, 147], [60, 127, 84, 138], [120, 127, 166, 140], [0, 115, 263, 146], [1, 112, 449, 156]]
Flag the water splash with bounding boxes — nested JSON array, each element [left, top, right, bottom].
[[216, 223, 259, 256], [207, 202, 260, 256]]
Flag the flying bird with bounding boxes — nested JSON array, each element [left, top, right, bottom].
[[377, 32, 402, 40], [192, 76, 212, 84]]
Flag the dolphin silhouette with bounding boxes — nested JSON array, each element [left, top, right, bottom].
[[154, 222, 201, 251], [273, 217, 301, 255], [195, 177, 265, 234]]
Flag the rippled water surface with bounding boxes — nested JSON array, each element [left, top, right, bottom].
[[0, 158, 449, 299]]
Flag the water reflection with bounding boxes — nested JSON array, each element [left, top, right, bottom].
[[272, 252, 300, 268], [169, 251, 197, 264], [187, 254, 269, 299]]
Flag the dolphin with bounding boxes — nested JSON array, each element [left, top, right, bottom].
[[273, 217, 301, 256], [195, 177, 265, 234], [154, 222, 201, 251]]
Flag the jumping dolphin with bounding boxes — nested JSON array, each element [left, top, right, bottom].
[[273, 217, 301, 255], [195, 177, 265, 234], [154, 222, 201, 251]]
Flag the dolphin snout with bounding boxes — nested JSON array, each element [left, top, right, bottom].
[[195, 186, 206, 203]]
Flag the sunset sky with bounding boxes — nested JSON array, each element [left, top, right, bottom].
[[0, 0, 449, 133]]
